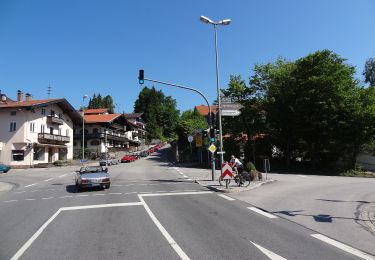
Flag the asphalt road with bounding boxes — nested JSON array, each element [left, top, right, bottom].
[[232, 172, 375, 256], [0, 149, 374, 260]]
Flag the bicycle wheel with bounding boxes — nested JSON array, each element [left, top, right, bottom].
[[240, 172, 251, 187]]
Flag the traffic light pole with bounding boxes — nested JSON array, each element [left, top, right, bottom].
[[142, 76, 216, 181]]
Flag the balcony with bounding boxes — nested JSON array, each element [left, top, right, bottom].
[[38, 133, 70, 144], [47, 115, 64, 125]]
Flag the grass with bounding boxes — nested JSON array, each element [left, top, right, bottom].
[[339, 169, 375, 178]]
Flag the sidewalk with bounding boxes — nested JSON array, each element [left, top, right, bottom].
[[171, 163, 274, 193]]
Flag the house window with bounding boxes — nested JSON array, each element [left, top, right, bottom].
[[50, 127, 54, 135], [9, 122, 16, 132], [41, 125, 45, 133], [50, 110, 55, 117], [30, 122, 35, 133], [12, 150, 24, 161], [33, 147, 45, 161], [10, 111, 16, 116], [93, 128, 99, 134], [66, 129, 69, 137], [41, 108, 46, 115]]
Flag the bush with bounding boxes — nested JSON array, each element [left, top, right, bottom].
[[246, 162, 257, 172], [53, 160, 64, 167]]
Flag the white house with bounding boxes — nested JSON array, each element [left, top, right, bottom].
[[0, 90, 82, 168]]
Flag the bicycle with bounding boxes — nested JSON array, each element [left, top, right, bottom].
[[219, 169, 251, 187]]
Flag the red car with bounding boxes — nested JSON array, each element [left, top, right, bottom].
[[121, 154, 137, 163]]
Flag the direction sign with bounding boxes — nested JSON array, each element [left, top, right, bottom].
[[195, 133, 202, 147], [208, 144, 217, 153], [221, 110, 241, 116], [221, 162, 233, 179], [188, 135, 194, 143], [221, 102, 244, 110]]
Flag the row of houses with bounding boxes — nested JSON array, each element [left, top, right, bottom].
[[0, 90, 146, 168]]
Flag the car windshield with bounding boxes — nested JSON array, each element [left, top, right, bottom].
[[79, 166, 105, 174]]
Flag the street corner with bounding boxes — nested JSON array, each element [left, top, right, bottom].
[[196, 179, 276, 194]]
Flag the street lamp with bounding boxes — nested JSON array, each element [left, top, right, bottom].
[[82, 94, 88, 163], [200, 15, 231, 174]]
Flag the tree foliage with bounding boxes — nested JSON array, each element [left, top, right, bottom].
[[87, 93, 115, 113], [134, 86, 179, 141], [222, 50, 375, 171], [363, 57, 375, 86]]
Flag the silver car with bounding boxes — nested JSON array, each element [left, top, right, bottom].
[[75, 166, 110, 191]]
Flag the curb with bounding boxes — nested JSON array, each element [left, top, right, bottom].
[[195, 179, 276, 193]]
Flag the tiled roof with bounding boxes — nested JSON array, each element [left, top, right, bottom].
[[195, 105, 218, 116], [84, 108, 108, 114], [0, 98, 62, 108], [123, 113, 143, 119], [84, 113, 121, 123]]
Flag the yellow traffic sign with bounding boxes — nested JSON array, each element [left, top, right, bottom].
[[208, 144, 217, 153]]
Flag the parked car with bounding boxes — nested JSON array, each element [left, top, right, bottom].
[[75, 166, 110, 190], [139, 151, 149, 157], [0, 163, 10, 173], [121, 154, 137, 163], [99, 156, 118, 166]]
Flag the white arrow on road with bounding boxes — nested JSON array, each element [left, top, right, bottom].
[[250, 241, 287, 260]]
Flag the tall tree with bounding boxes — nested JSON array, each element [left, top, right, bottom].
[[363, 57, 375, 86], [87, 93, 115, 113]]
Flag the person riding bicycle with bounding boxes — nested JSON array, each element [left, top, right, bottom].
[[230, 155, 243, 176]]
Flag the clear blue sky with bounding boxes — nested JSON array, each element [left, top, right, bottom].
[[0, 0, 374, 113]]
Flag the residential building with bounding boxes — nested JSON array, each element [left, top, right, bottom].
[[74, 109, 146, 155], [194, 105, 218, 125], [0, 90, 81, 168]]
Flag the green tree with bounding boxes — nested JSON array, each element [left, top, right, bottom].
[[87, 93, 115, 113], [363, 57, 375, 86]]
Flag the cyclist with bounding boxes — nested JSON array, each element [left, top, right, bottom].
[[230, 155, 243, 176]]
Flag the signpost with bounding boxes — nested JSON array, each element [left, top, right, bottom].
[[208, 144, 217, 153], [221, 110, 241, 116], [188, 135, 193, 154], [221, 162, 233, 189], [221, 102, 243, 110]]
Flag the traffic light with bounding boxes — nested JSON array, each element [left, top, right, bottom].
[[138, 69, 144, 84], [210, 128, 215, 143]]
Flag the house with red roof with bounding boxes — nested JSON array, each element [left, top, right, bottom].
[[0, 90, 81, 168], [73, 109, 145, 154]]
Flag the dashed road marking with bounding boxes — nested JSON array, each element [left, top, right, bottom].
[[75, 194, 89, 197], [24, 184, 37, 188], [311, 234, 375, 260], [108, 192, 122, 195], [93, 194, 107, 196], [217, 194, 236, 201], [15, 191, 26, 194], [4, 200, 18, 203], [58, 196, 72, 199], [250, 241, 287, 260], [24, 199, 35, 201], [247, 207, 278, 219], [31, 190, 41, 193], [58, 174, 67, 178], [42, 197, 54, 200], [43, 178, 54, 182]]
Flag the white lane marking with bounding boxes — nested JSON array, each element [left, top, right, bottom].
[[10, 208, 63, 260], [10, 202, 143, 260], [247, 207, 278, 219], [75, 194, 89, 197], [109, 193, 122, 195], [217, 194, 236, 201], [31, 190, 41, 193], [47, 189, 56, 191], [43, 178, 54, 182], [61, 202, 143, 211], [182, 175, 188, 178], [15, 191, 26, 194], [182, 190, 198, 192], [250, 241, 287, 260], [58, 196, 73, 199], [4, 200, 18, 203], [24, 184, 37, 188], [139, 191, 152, 194], [311, 234, 375, 260], [141, 191, 213, 197], [41, 197, 54, 200], [297, 175, 308, 178], [24, 199, 35, 201], [179, 172, 183, 175], [93, 194, 106, 196], [187, 179, 192, 181], [139, 195, 190, 260], [58, 174, 67, 178]]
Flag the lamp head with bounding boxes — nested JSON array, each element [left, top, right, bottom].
[[218, 19, 231, 25], [200, 15, 214, 24]]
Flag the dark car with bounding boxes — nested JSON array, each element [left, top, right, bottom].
[[139, 151, 149, 157], [75, 166, 110, 190], [0, 163, 10, 173]]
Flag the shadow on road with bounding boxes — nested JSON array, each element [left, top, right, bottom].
[[65, 184, 104, 193], [316, 198, 373, 204]]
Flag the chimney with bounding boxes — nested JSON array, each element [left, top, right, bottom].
[[25, 93, 32, 101], [17, 90, 23, 102]]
